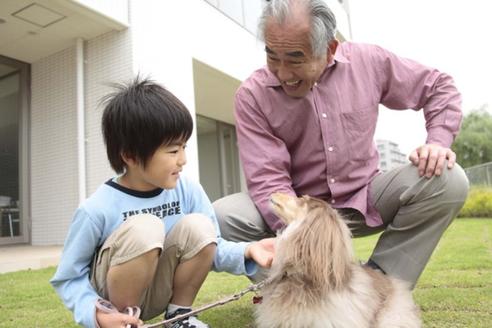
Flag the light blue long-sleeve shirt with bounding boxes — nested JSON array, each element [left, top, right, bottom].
[[50, 176, 256, 327]]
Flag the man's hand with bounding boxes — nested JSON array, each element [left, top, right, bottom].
[[409, 143, 456, 178], [245, 238, 275, 268], [96, 308, 143, 328]]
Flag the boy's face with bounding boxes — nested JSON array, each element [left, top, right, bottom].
[[122, 141, 187, 191]]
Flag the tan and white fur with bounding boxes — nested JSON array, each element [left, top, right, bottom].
[[255, 193, 421, 328]]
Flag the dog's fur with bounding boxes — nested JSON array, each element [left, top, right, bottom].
[[255, 193, 421, 328]]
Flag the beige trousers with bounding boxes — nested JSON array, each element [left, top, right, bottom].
[[90, 213, 216, 320], [213, 163, 469, 287]]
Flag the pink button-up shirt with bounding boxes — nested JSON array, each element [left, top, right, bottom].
[[235, 42, 462, 232]]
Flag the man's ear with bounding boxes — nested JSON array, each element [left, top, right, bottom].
[[327, 39, 339, 64]]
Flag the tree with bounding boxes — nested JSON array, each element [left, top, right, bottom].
[[452, 105, 492, 168]]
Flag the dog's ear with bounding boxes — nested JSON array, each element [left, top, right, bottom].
[[270, 193, 306, 225]]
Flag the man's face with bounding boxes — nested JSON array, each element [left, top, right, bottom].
[[264, 16, 330, 98]]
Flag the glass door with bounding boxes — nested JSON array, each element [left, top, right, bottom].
[[0, 56, 29, 245], [218, 123, 241, 196], [196, 115, 244, 202]]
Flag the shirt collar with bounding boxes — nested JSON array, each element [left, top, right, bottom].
[[263, 45, 350, 87]]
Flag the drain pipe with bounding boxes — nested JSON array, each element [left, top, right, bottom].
[[76, 38, 86, 203]]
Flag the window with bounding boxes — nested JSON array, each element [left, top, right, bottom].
[[0, 55, 29, 244]]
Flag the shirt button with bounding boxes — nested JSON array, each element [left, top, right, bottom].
[[328, 146, 334, 152], [322, 113, 327, 118], [331, 199, 336, 204], [330, 178, 336, 183]]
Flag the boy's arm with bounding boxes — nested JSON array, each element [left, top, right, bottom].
[[50, 208, 103, 328]]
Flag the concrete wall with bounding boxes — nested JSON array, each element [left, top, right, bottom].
[[29, 29, 132, 245], [30, 46, 79, 245], [130, 0, 266, 182], [84, 30, 133, 195]]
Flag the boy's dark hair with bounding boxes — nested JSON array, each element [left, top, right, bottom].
[[101, 77, 193, 173]]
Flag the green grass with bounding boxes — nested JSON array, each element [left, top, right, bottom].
[[1, 219, 491, 327]]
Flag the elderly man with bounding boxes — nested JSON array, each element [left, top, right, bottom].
[[214, 0, 468, 288]]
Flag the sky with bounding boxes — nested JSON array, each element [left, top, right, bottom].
[[348, 0, 492, 155]]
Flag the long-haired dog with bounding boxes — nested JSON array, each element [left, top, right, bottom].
[[255, 193, 421, 328]]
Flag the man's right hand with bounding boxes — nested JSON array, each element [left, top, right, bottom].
[[96, 308, 143, 328]]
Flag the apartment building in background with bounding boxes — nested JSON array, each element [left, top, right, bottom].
[[0, 0, 351, 246], [376, 139, 407, 172]]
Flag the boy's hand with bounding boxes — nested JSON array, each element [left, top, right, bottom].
[[96, 309, 143, 328], [245, 238, 275, 268]]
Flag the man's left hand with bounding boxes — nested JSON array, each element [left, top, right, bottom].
[[409, 143, 456, 178]]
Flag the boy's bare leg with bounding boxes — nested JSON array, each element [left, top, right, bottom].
[[107, 248, 161, 311], [171, 243, 216, 306]]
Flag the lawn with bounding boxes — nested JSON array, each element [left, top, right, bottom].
[[0, 218, 491, 327]]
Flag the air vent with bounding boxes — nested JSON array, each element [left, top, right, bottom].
[[12, 3, 65, 28]]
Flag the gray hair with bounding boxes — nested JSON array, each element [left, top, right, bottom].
[[258, 0, 337, 58]]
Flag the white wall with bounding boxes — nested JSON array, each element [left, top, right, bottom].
[[31, 46, 79, 245], [29, 29, 132, 245], [73, 0, 129, 26], [130, 0, 265, 182], [85, 30, 134, 195]]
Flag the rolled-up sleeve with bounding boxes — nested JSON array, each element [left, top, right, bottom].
[[375, 45, 462, 147]]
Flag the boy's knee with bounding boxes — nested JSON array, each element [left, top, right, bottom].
[[175, 214, 216, 238], [169, 214, 217, 260], [122, 214, 165, 251]]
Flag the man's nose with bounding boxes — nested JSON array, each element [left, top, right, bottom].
[[276, 63, 294, 81]]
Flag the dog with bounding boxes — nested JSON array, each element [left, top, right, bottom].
[[254, 193, 421, 328]]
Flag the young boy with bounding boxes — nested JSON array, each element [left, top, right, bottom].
[[50, 78, 274, 328]]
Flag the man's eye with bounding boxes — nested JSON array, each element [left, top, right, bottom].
[[267, 56, 279, 62]]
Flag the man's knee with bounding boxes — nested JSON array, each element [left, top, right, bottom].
[[213, 192, 254, 221], [442, 162, 469, 204], [405, 161, 469, 225], [213, 193, 273, 241], [403, 161, 469, 205]]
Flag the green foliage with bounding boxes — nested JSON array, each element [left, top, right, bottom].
[[452, 106, 492, 168], [1, 219, 491, 327], [458, 186, 492, 218]]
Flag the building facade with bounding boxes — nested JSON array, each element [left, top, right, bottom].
[[376, 139, 407, 172], [0, 0, 351, 246]]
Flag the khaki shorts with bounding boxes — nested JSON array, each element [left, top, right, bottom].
[[90, 213, 217, 320]]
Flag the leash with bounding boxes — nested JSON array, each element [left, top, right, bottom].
[[95, 278, 272, 328], [143, 278, 270, 328]]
